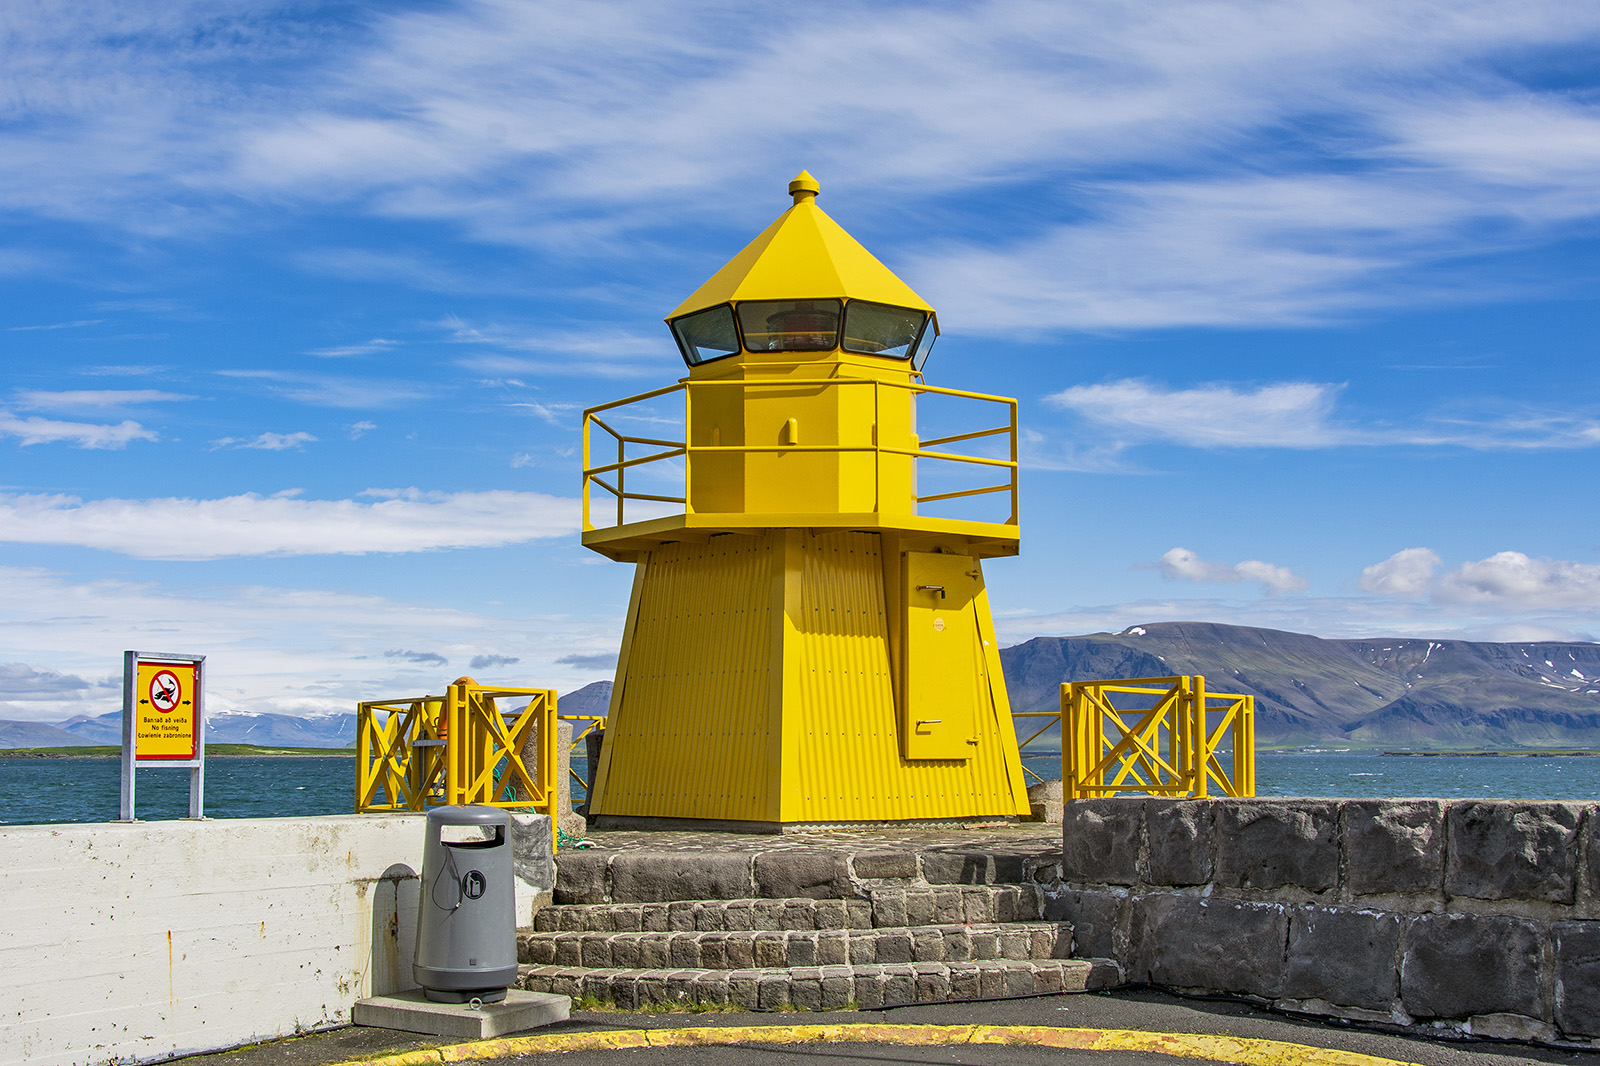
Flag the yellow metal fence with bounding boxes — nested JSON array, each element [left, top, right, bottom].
[[565, 713, 605, 798], [582, 376, 1018, 531], [356, 682, 559, 850], [1062, 676, 1254, 799]]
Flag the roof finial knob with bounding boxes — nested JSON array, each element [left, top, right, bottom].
[[789, 170, 820, 206]]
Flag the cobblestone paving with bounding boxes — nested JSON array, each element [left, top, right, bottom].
[[567, 823, 1064, 855]]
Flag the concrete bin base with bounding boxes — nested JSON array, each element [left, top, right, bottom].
[[353, 988, 569, 1039]]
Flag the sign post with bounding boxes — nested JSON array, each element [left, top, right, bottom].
[[119, 651, 206, 820]]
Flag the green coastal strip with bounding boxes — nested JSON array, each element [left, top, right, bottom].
[[1380, 749, 1600, 757], [0, 744, 356, 759]]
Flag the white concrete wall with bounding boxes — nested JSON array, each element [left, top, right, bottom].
[[0, 812, 553, 1066]]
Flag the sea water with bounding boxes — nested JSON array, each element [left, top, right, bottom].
[[1, 751, 1596, 826]]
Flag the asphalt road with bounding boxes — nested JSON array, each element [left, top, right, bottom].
[[180, 989, 1600, 1066]]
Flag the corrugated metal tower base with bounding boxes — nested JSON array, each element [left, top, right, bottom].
[[586, 529, 1030, 828]]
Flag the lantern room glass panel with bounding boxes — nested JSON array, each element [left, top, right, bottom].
[[672, 304, 741, 366], [736, 299, 841, 352], [842, 301, 927, 360]]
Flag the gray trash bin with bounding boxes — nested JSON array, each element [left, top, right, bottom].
[[413, 805, 518, 1003]]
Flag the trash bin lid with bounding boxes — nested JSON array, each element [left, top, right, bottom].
[[425, 804, 511, 827]]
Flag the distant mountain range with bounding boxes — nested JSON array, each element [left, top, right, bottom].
[[6, 628, 1597, 752], [1002, 621, 1600, 748], [0, 683, 617, 751]]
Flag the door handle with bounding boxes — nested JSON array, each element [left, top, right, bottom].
[[916, 585, 946, 599]]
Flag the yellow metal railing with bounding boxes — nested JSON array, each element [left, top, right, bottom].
[[1014, 708, 1065, 786], [581, 376, 1018, 531], [1062, 676, 1254, 799], [564, 713, 606, 798], [356, 681, 559, 851]]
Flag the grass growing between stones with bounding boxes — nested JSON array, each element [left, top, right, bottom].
[[571, 994, 751, 1014]]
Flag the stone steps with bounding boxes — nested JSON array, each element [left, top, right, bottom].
[[532, 835, 1080, 1012], [530, 885, 1045, 934], [517, 958, 1092, 1010], [519, 921, 1072, 970]]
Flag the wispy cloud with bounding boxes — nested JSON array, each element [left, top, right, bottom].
[[215, 369, 434, 409], [211, 431, 317, 451], [385, 648, 447, 667], [0, 563, 625, 721], [293, 248, 488, 293], [443, 317, 668, 378], [0, 488, 580, 559], [306, 338, 399, 358], [469, 653, 520, 670], [0, 413, 158, 449], [556, 651, 618, 671], [507, 401, 578, 427], [8, 4, 1600, 330], [348, 420, 377, 439], [1046, 379, 1600, 451], [14, 389, 193, 412], [0, 662, 97, 698], [6, 319, 101, 332], [1158, 547, 1308, 595]]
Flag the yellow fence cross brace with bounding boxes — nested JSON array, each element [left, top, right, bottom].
[[1061, 676, 1255, 800], [356, 682, 560, 853]]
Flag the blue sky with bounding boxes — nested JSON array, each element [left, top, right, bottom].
[[3, 0, 1600, 723]]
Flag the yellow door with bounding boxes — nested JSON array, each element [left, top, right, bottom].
[[903, 551, 982, 760]]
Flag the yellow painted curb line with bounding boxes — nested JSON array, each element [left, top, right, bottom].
[[328, 1023, 1431, 1066]]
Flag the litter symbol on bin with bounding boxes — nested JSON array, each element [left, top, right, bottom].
[[462, 870, 487, 900]]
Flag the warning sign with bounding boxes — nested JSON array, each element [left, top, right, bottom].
[[134, 659, 199, 760]]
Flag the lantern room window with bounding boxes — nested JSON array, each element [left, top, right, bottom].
[[736, 299, 841, 352], [842, 301, 929, 360], [671, 304, 741, 366]]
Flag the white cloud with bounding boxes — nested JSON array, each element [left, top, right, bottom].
[[348, 420, 377, 439], [1359, 548, 1443, 597], [14, 389, 193, 411], [0, 564, 624, 722], [443, 317, 670, 378], [6, 319, 101, 332], [1159, 547, 1309, 595], [1046, 378, 1600, 451], [507, 402, 578, 427], [306, 338, 399, 358], [215, 369, 434, 409], [0, 489, 580, 560], [0, 662, 98, 698], [1437, 551, 1600, 610], [0, 412, 157, 449], [211, 431, 317, 451], [10, 3, 1600, 329], [1049, 380, 1345, 448]]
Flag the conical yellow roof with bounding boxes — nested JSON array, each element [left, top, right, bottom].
[[667, 172, 936, 321]]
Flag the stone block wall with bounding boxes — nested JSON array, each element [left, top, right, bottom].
[[1052, 798, 1600, 1045]]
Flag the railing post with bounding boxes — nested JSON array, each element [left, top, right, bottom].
[[1061, 683, 1076, 799], [581, 413, 592, 532], [1191, 674, 1209, 798], [616, 434, 625, 527], [355, 703, 368, 812], [413, 700, 432, 810], [1009, 398, 1019, 525], [1238, 695, 1255, 795], [545, 693, 559, 852], [683, 383, 694, 514], [445, 684, 461, 806]]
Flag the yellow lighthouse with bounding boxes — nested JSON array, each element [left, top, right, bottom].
[[582, 172, 1029, 829]]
